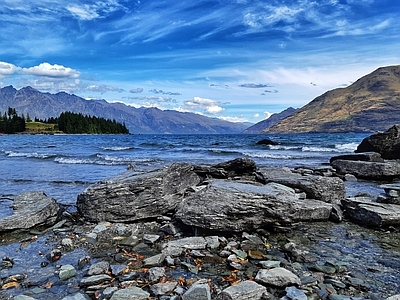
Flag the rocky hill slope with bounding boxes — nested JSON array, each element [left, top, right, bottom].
[[242, 107, 297, 134], [263, 65, 400, 133], [0, 86, 247, 134]]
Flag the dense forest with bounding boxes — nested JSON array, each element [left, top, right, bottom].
[[57, 111, 129, 134], [0, 108, 129, 134], [0, 107, 26, 133]]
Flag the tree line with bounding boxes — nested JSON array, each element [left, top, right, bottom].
[[0, 108, 129, 134], [0, 107, 26, 133]]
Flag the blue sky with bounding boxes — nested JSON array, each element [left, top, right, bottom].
[[1, 0, 399, 123]]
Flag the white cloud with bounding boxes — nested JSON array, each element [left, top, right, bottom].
[[219, 116, 248, 123], [264, 111, 272, 119], [205, 105, 225, 114], [22, 63, 80, 78], [181, 96, 226, 115], [253, 113, 260, 118], [0, 62, 20, 77]]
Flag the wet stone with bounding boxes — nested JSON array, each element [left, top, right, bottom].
[[80, 274, 112, 286], [59, 264, 77, 281]]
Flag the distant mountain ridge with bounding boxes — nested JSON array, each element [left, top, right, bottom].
[[263, 65, 400, 133], [0, 86, 248, 134], [242, 107, 297, 134]]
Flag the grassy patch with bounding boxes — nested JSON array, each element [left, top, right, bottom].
[[25, 122, 61, 133]]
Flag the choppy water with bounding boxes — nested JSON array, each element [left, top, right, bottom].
[[0, 133, 372, 215]]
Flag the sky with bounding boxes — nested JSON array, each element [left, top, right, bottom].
[[1, 0, 399, 124]]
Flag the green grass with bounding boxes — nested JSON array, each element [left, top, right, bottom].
[[25, 122, 61, 133]]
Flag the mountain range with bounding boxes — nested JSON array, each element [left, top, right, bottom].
[[261, 65, 400, 133], [242, 107, 297, 134], [0, 86, 248, 134]]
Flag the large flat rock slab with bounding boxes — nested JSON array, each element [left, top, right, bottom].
[[0, 191, 60, 232], [175, 180, 332, 232], [342, 196, 400, 226], [331, 159, 400, 180], [266, 175, 345, 204], [77, 163, 202, 222]]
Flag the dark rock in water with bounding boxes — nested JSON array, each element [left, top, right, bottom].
[[77, 163, 202, 222], [330, 152, 384, 164], [256, 139, 278, 146], [0, 191, 60, 232], [355, 125, 400, 159], [331, 159, 400, 180], [341, 196, 400, 226], [175, 180, 332, 232], [266, 175, 345, 204]]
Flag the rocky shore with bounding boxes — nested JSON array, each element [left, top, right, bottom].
[[2, 126, 400, 300]]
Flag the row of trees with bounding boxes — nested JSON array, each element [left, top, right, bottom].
[[57, 112, 129, 134], [0, 107, 26, 133], [0, 108, 129, 134]]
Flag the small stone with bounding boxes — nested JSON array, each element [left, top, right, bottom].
[[216, 280, 266, 300], [181, 262, 199, 274], [311, 264, 336, 274], [205, 236, 220, 249], [110, 264, 127, 276], [165, 255, 175, 266], [80, 274, 112, 287], [150, 281, 178, 296], [182, 279, 211, 300], [59, 264, 77, 281], [190, 250, 205, 258], [103, 287, 118, 298], [232, 249, 247, 259], [49, 249, 62, 262], [110, 286, 150, 300], [148, 267, 165, 282], [88, 261, 109, 275], [255, 267, 301, 287], [61, 238, 74, 249], [259, 260, 281, 269], [143, 234, 160, 244], [285, 286, 307, 300], [143, 253, 165, 267]]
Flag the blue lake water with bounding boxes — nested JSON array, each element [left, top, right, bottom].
[[0, 133, 377, 216]]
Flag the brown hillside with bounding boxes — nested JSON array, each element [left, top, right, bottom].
[[263, 65, 400, 133]]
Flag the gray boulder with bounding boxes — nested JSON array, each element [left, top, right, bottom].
[[175, 180, 332, 232], [0, 191, 60, 232], [255, 267, 301, 287], [341, 196, 400, 226], [216, 280, 266, 300], [355, 125, 400, 159], [331, 159, 400, 180], [266, 175, 345, 204], [77, 163, 202, 222]]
